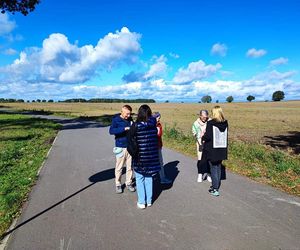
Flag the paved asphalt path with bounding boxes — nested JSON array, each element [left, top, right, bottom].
[[3, 115, 300, 250]]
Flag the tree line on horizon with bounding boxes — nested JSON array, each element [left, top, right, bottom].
[[0, 91, 286, 104]]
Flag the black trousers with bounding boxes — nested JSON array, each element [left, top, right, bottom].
[[197, 159, 209, 174]]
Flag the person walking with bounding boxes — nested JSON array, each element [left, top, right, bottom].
[[202, 106, 228, 197], [129, 105, 161, 209], [109, 105, 135, 194], [192, 110, 211, 183], [153, 112, 172, 184]]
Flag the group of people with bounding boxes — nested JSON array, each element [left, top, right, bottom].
[[192, 107, 228, 196], [109, 104, 228, 209]]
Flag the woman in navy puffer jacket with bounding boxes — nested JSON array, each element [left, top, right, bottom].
[[132, 105, 161, 209]]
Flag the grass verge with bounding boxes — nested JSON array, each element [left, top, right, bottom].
[[0, 113, 61, 237], [163, 124, 300, 196]]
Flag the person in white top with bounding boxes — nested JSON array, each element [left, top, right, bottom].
[[192, 110, 212, 183]]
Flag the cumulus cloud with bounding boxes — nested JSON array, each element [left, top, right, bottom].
[[211, 43, 227, 57], [0, 13, 16, 36], [173, 60, 222, 84], [2, 48, 17, 55], [0, 27, 141, 84], [270, 57, 288, 66], [144, 55, 168, 79], [246, 48, 267, 58]]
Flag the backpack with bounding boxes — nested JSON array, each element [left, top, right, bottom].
[[127, 122, 139, 159]]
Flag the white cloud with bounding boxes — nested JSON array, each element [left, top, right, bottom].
[[246, 48, 267, 58], [144, 55, 168, 79], [0, 13, 16, 36], [0, 27, 141, 84], [169, 52, 180, 59], [173, 60, 222, 84], [270, 57, 288, 66], [211, 43, 227, 57], [2, 48, 17, 55]]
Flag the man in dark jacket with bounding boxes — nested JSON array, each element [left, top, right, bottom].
[[109, 105, 135, 194]]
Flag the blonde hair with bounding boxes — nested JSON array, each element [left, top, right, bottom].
[[211, 106, 225, 122]]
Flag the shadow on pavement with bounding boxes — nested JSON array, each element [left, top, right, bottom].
[[0, 168, 115, 240], [153, 160, 180, 203]]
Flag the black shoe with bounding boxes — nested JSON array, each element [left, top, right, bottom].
[[208, 186, 214, 193]]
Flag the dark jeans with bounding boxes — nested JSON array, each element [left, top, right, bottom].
[[209, 160, 222, 190]]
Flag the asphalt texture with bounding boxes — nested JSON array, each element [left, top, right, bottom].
[[3, 115, 300, 250]]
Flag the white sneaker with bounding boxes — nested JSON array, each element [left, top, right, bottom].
[[207, 175, 212, 183], [197, 174, 203, 182], [147, 203, 152, 207], [137, 202, 146, 209]]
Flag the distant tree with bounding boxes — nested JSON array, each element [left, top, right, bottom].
[[272, 91, 285, 101], [36, 99, 41, 102], [201, 95, 212, 103], [226, 96, 234, 103], [165, 100, 169, 103], [42, 99, 46, 102], [48, 99, 54, 103], [17, 99, 24, 102], [216, 100, 219, 103], [32, 100, 35, 102], [0, 0, 40, 15], [27, 100, 30, 103], [247, 95, 255, 102]]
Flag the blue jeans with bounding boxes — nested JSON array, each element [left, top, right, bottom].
[[209, 161, 222, 190], [135, 171, 153, 205]]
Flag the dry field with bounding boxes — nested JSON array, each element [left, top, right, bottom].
[[2, 101, 300, 154]]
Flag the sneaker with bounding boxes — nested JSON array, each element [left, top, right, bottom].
[[208, 186, 214, 193], [126, 184, 136, 192], [137, 202, 146, 209], [210, 190, 219, 196], [160, 178, 172, 184], [116, 185, 122, 194], [147, 203, 152, 207], [197, 174, 203, 182], [207, 175, 212, 183]]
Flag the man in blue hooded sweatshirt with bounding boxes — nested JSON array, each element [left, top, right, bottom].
[[109, 105, 135, 194]]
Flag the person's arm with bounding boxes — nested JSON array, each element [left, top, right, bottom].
[[109, 119, 128, 135], [157, 123, 162, 137], [202, 122, 212, 143], [192, 122, 198, 137]]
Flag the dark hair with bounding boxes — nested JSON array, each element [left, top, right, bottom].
[[122, 104, 132, 112], [136, 104, 152, 122]]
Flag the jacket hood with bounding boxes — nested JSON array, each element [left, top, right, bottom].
[[209, 119, 228, 132]]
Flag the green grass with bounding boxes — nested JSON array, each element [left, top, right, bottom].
[[163, 124, 300, 196], [0, 113, 60, 236]]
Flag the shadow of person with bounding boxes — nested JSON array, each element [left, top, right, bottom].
[[152, 160, 180, 203], [1, 168, 116, 240], [89, 168, 115, 183]]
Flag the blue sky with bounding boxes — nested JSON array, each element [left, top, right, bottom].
[[0, 0, 299, 102]]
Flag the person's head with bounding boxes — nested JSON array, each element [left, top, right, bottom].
[[211, 106, 225, 122], [137, 104, 152, 122], [199, 109, 209, 123], [152, 112, 161, 122], [120, 105, 132, 120]]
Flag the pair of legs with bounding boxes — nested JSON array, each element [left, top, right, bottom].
[[196, 143, 211, 182], [209, 160, 222, 190], [135, 171, 153, 205], [115, 148, 133, 187]]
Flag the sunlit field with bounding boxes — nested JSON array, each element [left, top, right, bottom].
[[3, 101, 300, 148]]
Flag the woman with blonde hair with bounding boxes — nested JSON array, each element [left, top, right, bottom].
[[202, 106, 228, 197]]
